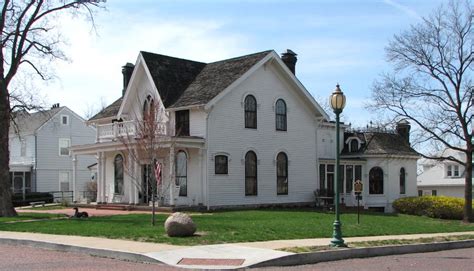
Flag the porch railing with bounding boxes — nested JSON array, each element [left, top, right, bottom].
[[96, 120, 168, 142]]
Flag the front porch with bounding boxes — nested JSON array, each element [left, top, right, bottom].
[[70, 137, 206, 207]]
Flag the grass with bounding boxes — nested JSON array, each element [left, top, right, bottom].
[[280, 234, 474, 253], [0, 213, 65, 223], [1, 209, 474, 246]]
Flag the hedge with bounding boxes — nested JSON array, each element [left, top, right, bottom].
[[12, 192, 54, 207], [392, 196, 465, 220]]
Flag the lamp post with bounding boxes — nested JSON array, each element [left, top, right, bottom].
[[329, 84, 347, 247]]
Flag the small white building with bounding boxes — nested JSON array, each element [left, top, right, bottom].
[[71, 49, 419, 212], [417, 149, 473, 198], [9, 106, 96, 200]]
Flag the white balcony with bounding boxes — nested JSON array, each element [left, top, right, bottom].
[[96, 120, 168, 142]]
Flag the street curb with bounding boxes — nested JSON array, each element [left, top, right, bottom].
[[249, 239, 474, 268], [0, 238, 164, 265]]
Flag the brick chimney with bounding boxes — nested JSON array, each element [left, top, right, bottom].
[[122, 63, 135, 97], [396, 120, 411, 145], [281, 49, 297, 75]]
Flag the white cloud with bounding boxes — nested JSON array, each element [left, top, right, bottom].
[[383, 0, 421, 20], [36, 10, 251, 117]]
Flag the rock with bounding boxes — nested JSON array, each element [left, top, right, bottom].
[[164, 212, 197, 237]]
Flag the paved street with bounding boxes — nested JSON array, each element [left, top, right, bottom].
[[0, 244, 182, 271], [257, 247, 474, 271], [1, 243, 473, 270]]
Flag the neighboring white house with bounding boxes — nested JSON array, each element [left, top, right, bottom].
[[417, 149, 473, 198], [71, 49, 419, 212], [9, 105, 96, 200]]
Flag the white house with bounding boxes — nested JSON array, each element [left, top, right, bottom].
[[71, 49, 419, 212], [417, 148, 473, 198], [9, 105, 96, 200]]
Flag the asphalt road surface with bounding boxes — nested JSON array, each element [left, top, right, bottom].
[[0, 243, 472, 270], [257, 247, 474, 271], [0, 243, 181, 271]]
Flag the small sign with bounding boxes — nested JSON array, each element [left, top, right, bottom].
[[354, 179, 363, 194]]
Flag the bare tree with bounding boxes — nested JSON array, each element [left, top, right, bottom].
[[369, 0, 473, 222], [83, 96, 107, 119], [119, 95, 174, 226], [0, 0, 104, 217]]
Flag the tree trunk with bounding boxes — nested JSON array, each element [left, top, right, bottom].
[[463, 149, 473, 223], [151, 187, 156, 226], [0, 82, 17, 217]]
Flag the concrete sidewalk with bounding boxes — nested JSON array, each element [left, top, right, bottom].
[[1, 230, 473, 269]]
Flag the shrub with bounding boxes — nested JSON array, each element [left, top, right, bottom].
[[12, 192, 54, 207], [393, 196, 464, 220]]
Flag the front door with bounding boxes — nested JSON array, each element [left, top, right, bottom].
[[141, 162, 163, 204], [141, 165, 153, 204]]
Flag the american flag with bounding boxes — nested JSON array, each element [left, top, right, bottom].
[[155, 162, 162, 186]]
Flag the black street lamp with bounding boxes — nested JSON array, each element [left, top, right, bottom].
[[329, 84, 347, 247]]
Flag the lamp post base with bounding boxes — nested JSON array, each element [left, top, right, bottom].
[[330, 220, 347, 247]]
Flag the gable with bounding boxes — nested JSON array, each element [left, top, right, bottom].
[[205, 51, 329, 120]]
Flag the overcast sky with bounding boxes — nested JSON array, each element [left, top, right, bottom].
[[35, 0, 446, 126]]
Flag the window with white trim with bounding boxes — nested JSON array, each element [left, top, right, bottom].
[[61, 115, 69, 125], [59, 172, 69, 191], [215, 155, 228, 175], [447, 165, 460, 177], [59, 138, 70, 156]]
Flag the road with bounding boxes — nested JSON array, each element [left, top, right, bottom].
[[257, 247, 474, 271], [0, 243, 472, 270], [0, 243, 181, 271]]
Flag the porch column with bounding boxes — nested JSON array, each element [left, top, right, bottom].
[[134, 160, 140, 204], [169, 146, 175, 206], [96, 152, 102, 203], [199, 148, 205, 205], [128, 158, 136, 204], [72, 154, 77, 202], [101, 153, 107, 203]]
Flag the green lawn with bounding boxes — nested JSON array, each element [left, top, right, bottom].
[[0, 213, 65, 223], [1, 210, 473, 246]]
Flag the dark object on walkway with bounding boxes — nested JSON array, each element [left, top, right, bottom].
[[71, 207, 89, 218]]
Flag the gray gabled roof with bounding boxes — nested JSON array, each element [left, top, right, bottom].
[[169, 50, 272, 108], [89, 50, 272, 121], [342, 131, 419, 157], [10, 107, 63, 135], [89, 97, 123, 121]]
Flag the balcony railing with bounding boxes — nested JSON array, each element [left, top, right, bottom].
[[96, 120, 168, 142]]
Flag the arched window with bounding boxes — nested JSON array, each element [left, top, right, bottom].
[[244, 95, 257, 129], [350, 139, 359, 152], [275, 99, 287, 131], [245, 151, 257, 195], [114, 154, 124, 195], [143, 95, 154, 121], [400, 167, 406, 194], [175, 151, 187, 197], [276, 152, 288, 195], [369, 167, 384, 194]]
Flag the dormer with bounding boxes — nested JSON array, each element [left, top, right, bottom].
[[345, 136, 362, 153]]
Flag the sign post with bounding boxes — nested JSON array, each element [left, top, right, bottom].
[[354, 180, 363, 224]]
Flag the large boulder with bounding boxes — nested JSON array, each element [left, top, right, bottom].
[[164, 212, 197, 237]]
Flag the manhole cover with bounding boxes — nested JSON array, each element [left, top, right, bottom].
[[178, 258, 245, 266]]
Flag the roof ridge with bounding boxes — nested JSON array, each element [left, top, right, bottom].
[[207, 50, 273, 65], [140, 51, 207, 65]]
